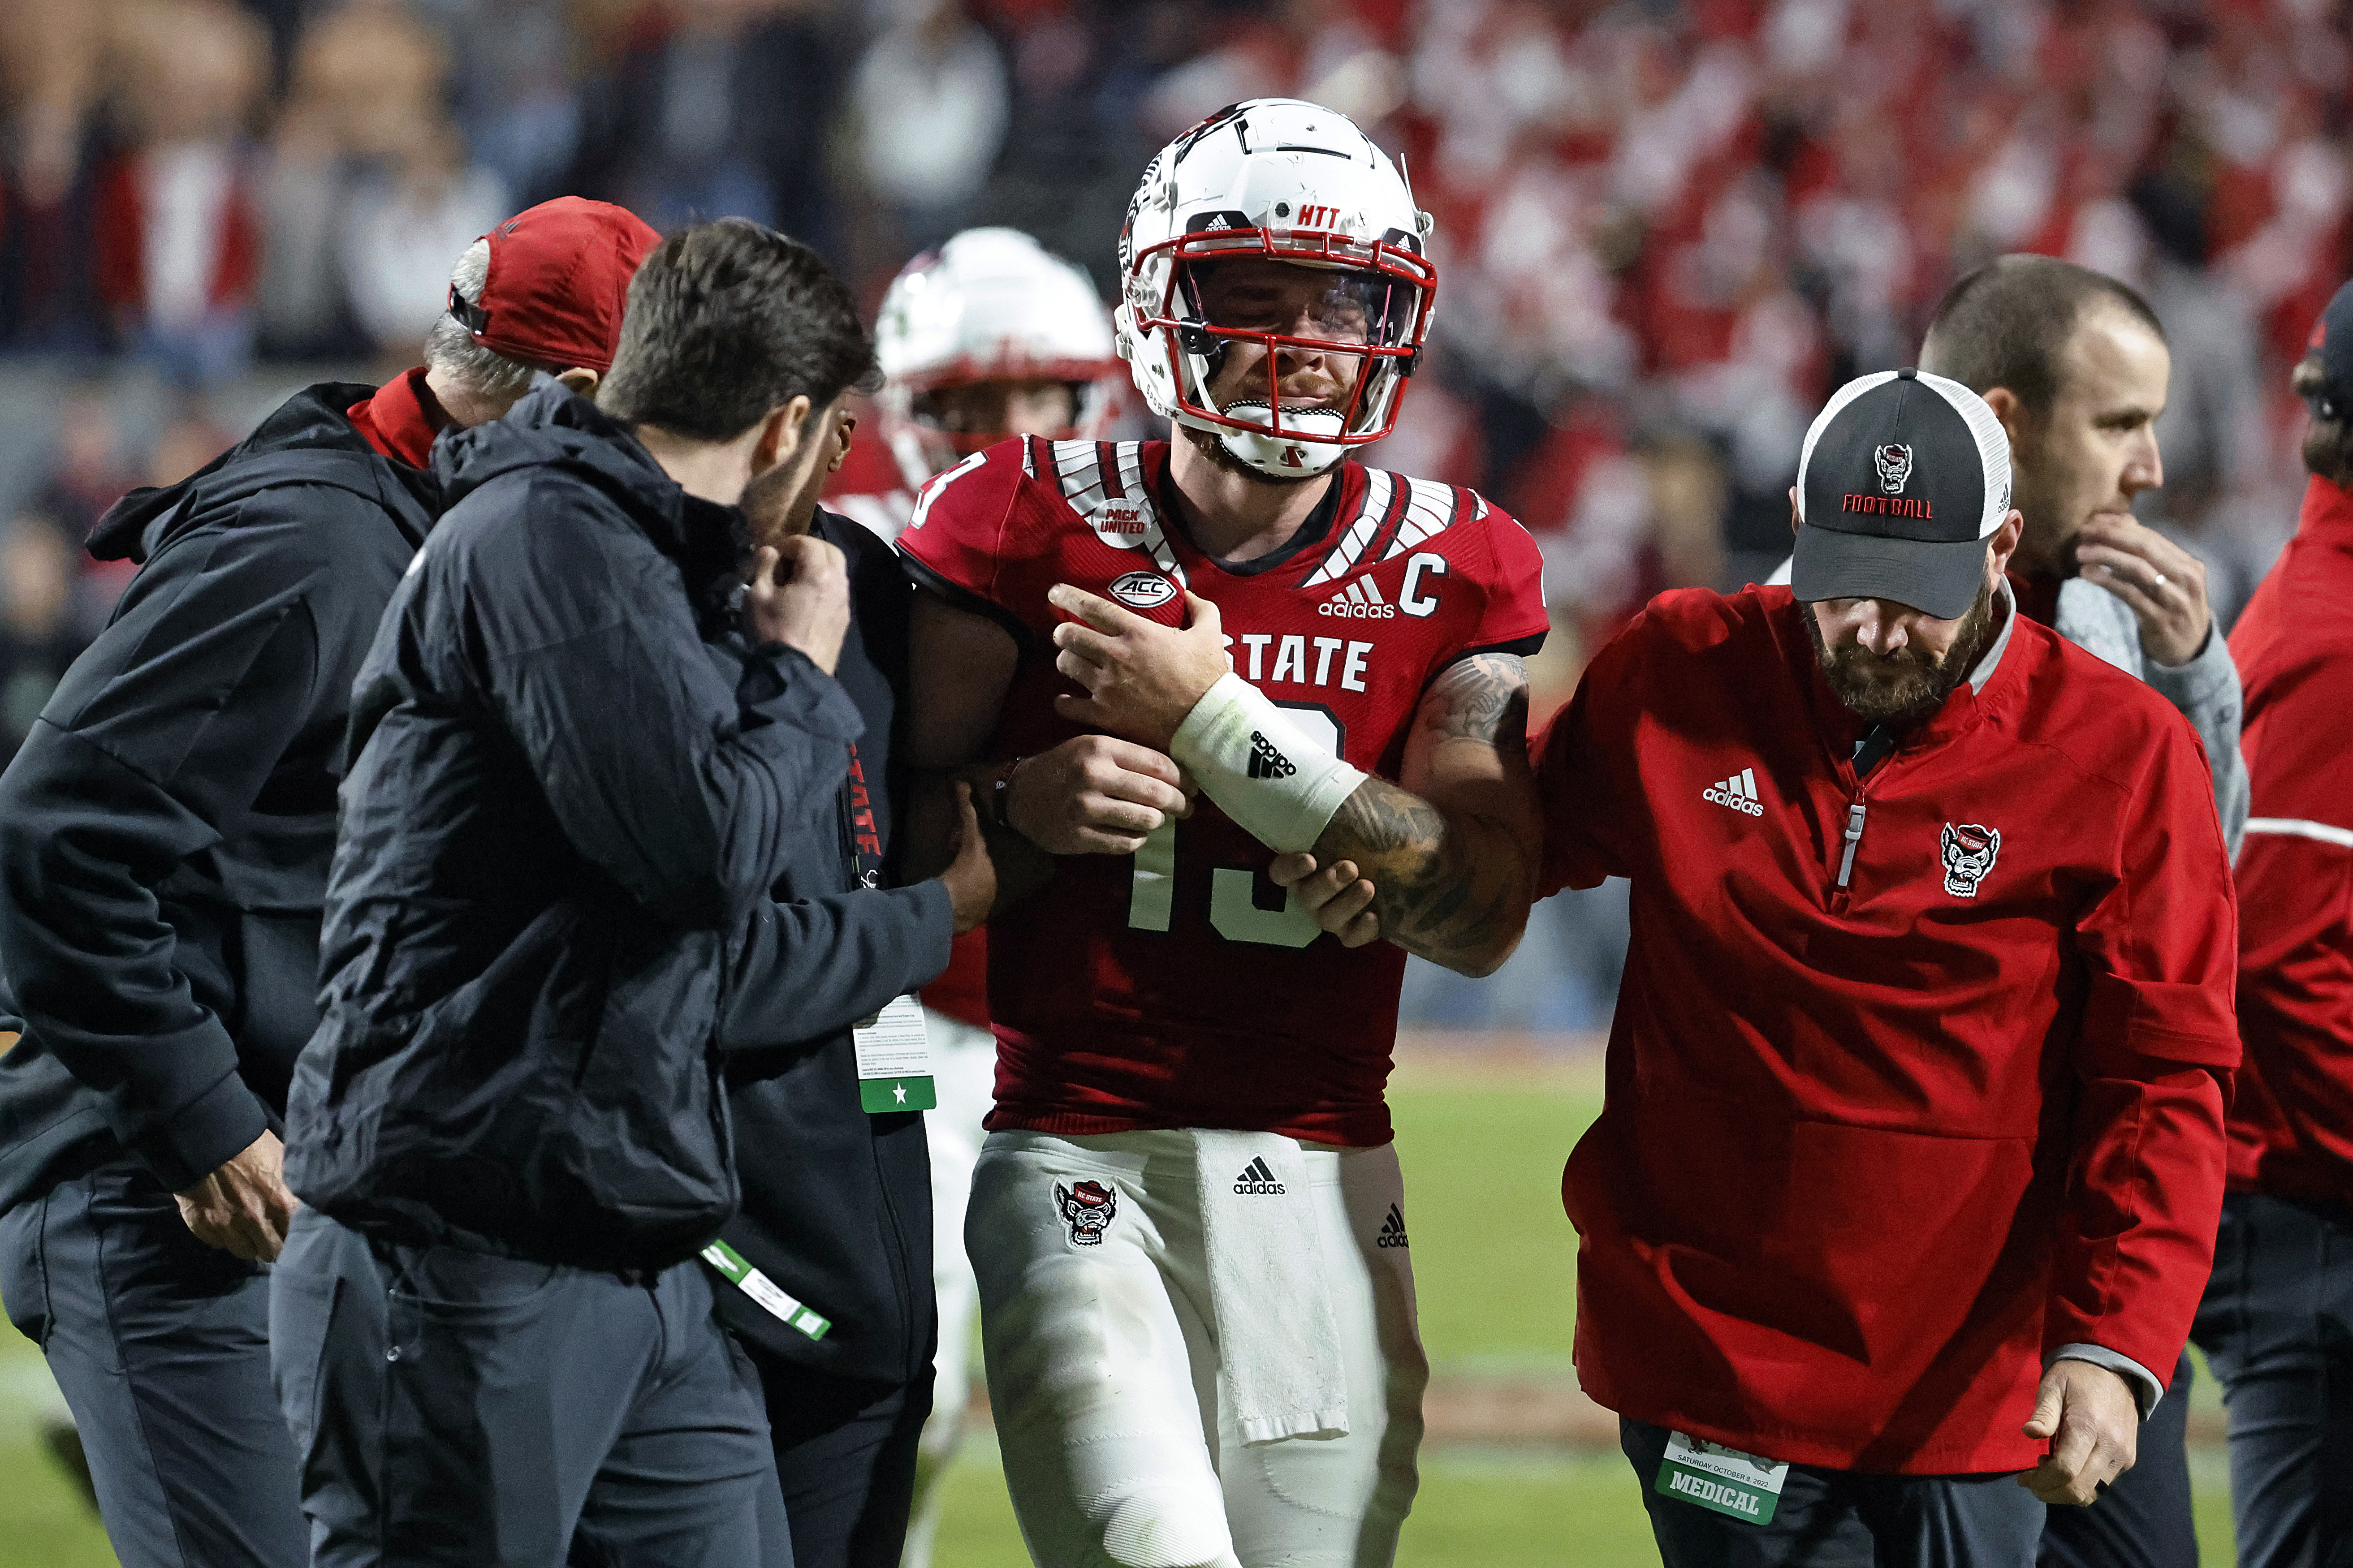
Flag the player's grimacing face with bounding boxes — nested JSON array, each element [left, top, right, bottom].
[[1187, 258, 1386, 411]]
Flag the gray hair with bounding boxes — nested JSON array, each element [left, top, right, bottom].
[[422, 239, 543, 402]]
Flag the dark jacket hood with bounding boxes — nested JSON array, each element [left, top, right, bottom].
[[437, 379, 753, 624], [89, 382, 440, 565]]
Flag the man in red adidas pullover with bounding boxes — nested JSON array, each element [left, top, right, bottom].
[[2193, 280, 2353, 1568], [1537, 370, 2237, 1564]]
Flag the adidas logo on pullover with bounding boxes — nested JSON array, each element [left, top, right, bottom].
[[1233, 1157, 1286, 1195], [1377, 1203, 1409, 1248], [1704, 767, 1764, 816]]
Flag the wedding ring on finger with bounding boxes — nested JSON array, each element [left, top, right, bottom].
[[2152, 572, 2168, 590]]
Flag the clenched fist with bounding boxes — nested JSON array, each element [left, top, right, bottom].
[[747, 534, 851, 674]]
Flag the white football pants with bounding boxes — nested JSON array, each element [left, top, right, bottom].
[[968, 1129, 1427, 1568]]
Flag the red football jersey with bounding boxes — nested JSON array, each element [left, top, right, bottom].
[[899, 436, 1548, 1145]]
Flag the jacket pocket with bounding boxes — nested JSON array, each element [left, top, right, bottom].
[[550, 920, 734, 1265], [0, 1189, 52, 1347], [268, 1267, 340, 1455]]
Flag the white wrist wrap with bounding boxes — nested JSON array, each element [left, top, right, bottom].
[[1169, 672, 1366, 853]]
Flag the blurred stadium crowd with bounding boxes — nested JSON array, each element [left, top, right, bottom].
[[0, 0, 2345, 1022]]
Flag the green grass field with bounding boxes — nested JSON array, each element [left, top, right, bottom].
[[0, 1050, 2245, 1566]]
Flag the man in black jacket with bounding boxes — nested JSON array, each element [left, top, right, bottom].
[[0, 196, 656, 1568], [274, 218, 959, 1568]]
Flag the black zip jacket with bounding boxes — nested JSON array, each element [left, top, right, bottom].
[[0, 384, 437, 1212], [284, 383, 863, 1271], [711, 509, 952, 1385]]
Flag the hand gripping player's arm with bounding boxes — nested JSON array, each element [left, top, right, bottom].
[[1047, 583, 1540, 977], [899, 589, 1193, 901]]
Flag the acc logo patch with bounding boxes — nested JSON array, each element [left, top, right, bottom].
[[1055, 1180, 1118, 1246], [1940, 823, 2001, 897], [1108, 570, 1176, 609]]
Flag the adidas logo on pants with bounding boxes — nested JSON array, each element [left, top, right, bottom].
[[1234, 1156, 1286, 1195]]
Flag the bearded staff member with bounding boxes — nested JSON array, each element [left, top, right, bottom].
[[1757, 259, 2244, 1568], [1299, 369, 2238, 1564]]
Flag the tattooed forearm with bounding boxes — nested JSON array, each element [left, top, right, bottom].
[[1309, 655, 1538, 976]]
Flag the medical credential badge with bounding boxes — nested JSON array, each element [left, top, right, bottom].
[[1657, 1430, 1791, 1525]]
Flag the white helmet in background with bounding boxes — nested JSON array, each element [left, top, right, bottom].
[[1117, 97, 1436, 479], [873, 227, 1123, 490]]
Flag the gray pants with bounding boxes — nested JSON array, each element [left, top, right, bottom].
[[0, 1154, 307, 1568], [2197, 1190, 2353, 1568], [271, 1206, 787, 1568], [1623, 1417, 2046, 1567]]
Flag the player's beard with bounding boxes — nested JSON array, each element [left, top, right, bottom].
[[1805, 580, 1999, 728]]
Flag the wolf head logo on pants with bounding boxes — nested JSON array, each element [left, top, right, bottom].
[[1940, 823, 2001, 897], [1055, 1180, 1118, 1245]]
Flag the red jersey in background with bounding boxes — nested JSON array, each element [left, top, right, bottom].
[[899, 436, 1547, 1146], [2225, 474, 2353, 1206]]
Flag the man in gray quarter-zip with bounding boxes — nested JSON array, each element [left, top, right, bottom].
[[1918, 254, 2246, 859], [1925, 256, 2242, 1568]]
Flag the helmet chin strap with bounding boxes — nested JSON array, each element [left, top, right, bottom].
[[1199, 400, 1349, 478]]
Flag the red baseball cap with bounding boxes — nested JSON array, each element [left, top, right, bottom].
[[445, 197, 660, 375]]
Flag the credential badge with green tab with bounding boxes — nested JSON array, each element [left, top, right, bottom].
[[1656, 1430, 1790, 1525], [853, 994, 936, 1114]]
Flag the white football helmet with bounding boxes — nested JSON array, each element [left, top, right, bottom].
[[1117, 98, 1436, 478], [873, 227, 1122, 490]]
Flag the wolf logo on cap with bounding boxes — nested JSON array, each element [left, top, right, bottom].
[[1875, 443, 1914, 494]]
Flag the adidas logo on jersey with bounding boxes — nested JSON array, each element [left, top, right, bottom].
[[1377, 1203, 1409, 1249], [1247, 733, 1295, 780], [1704, 767, 1765, 817], [1233, 1157, 1286, 1195], [1318, 577, 1396, 619]]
